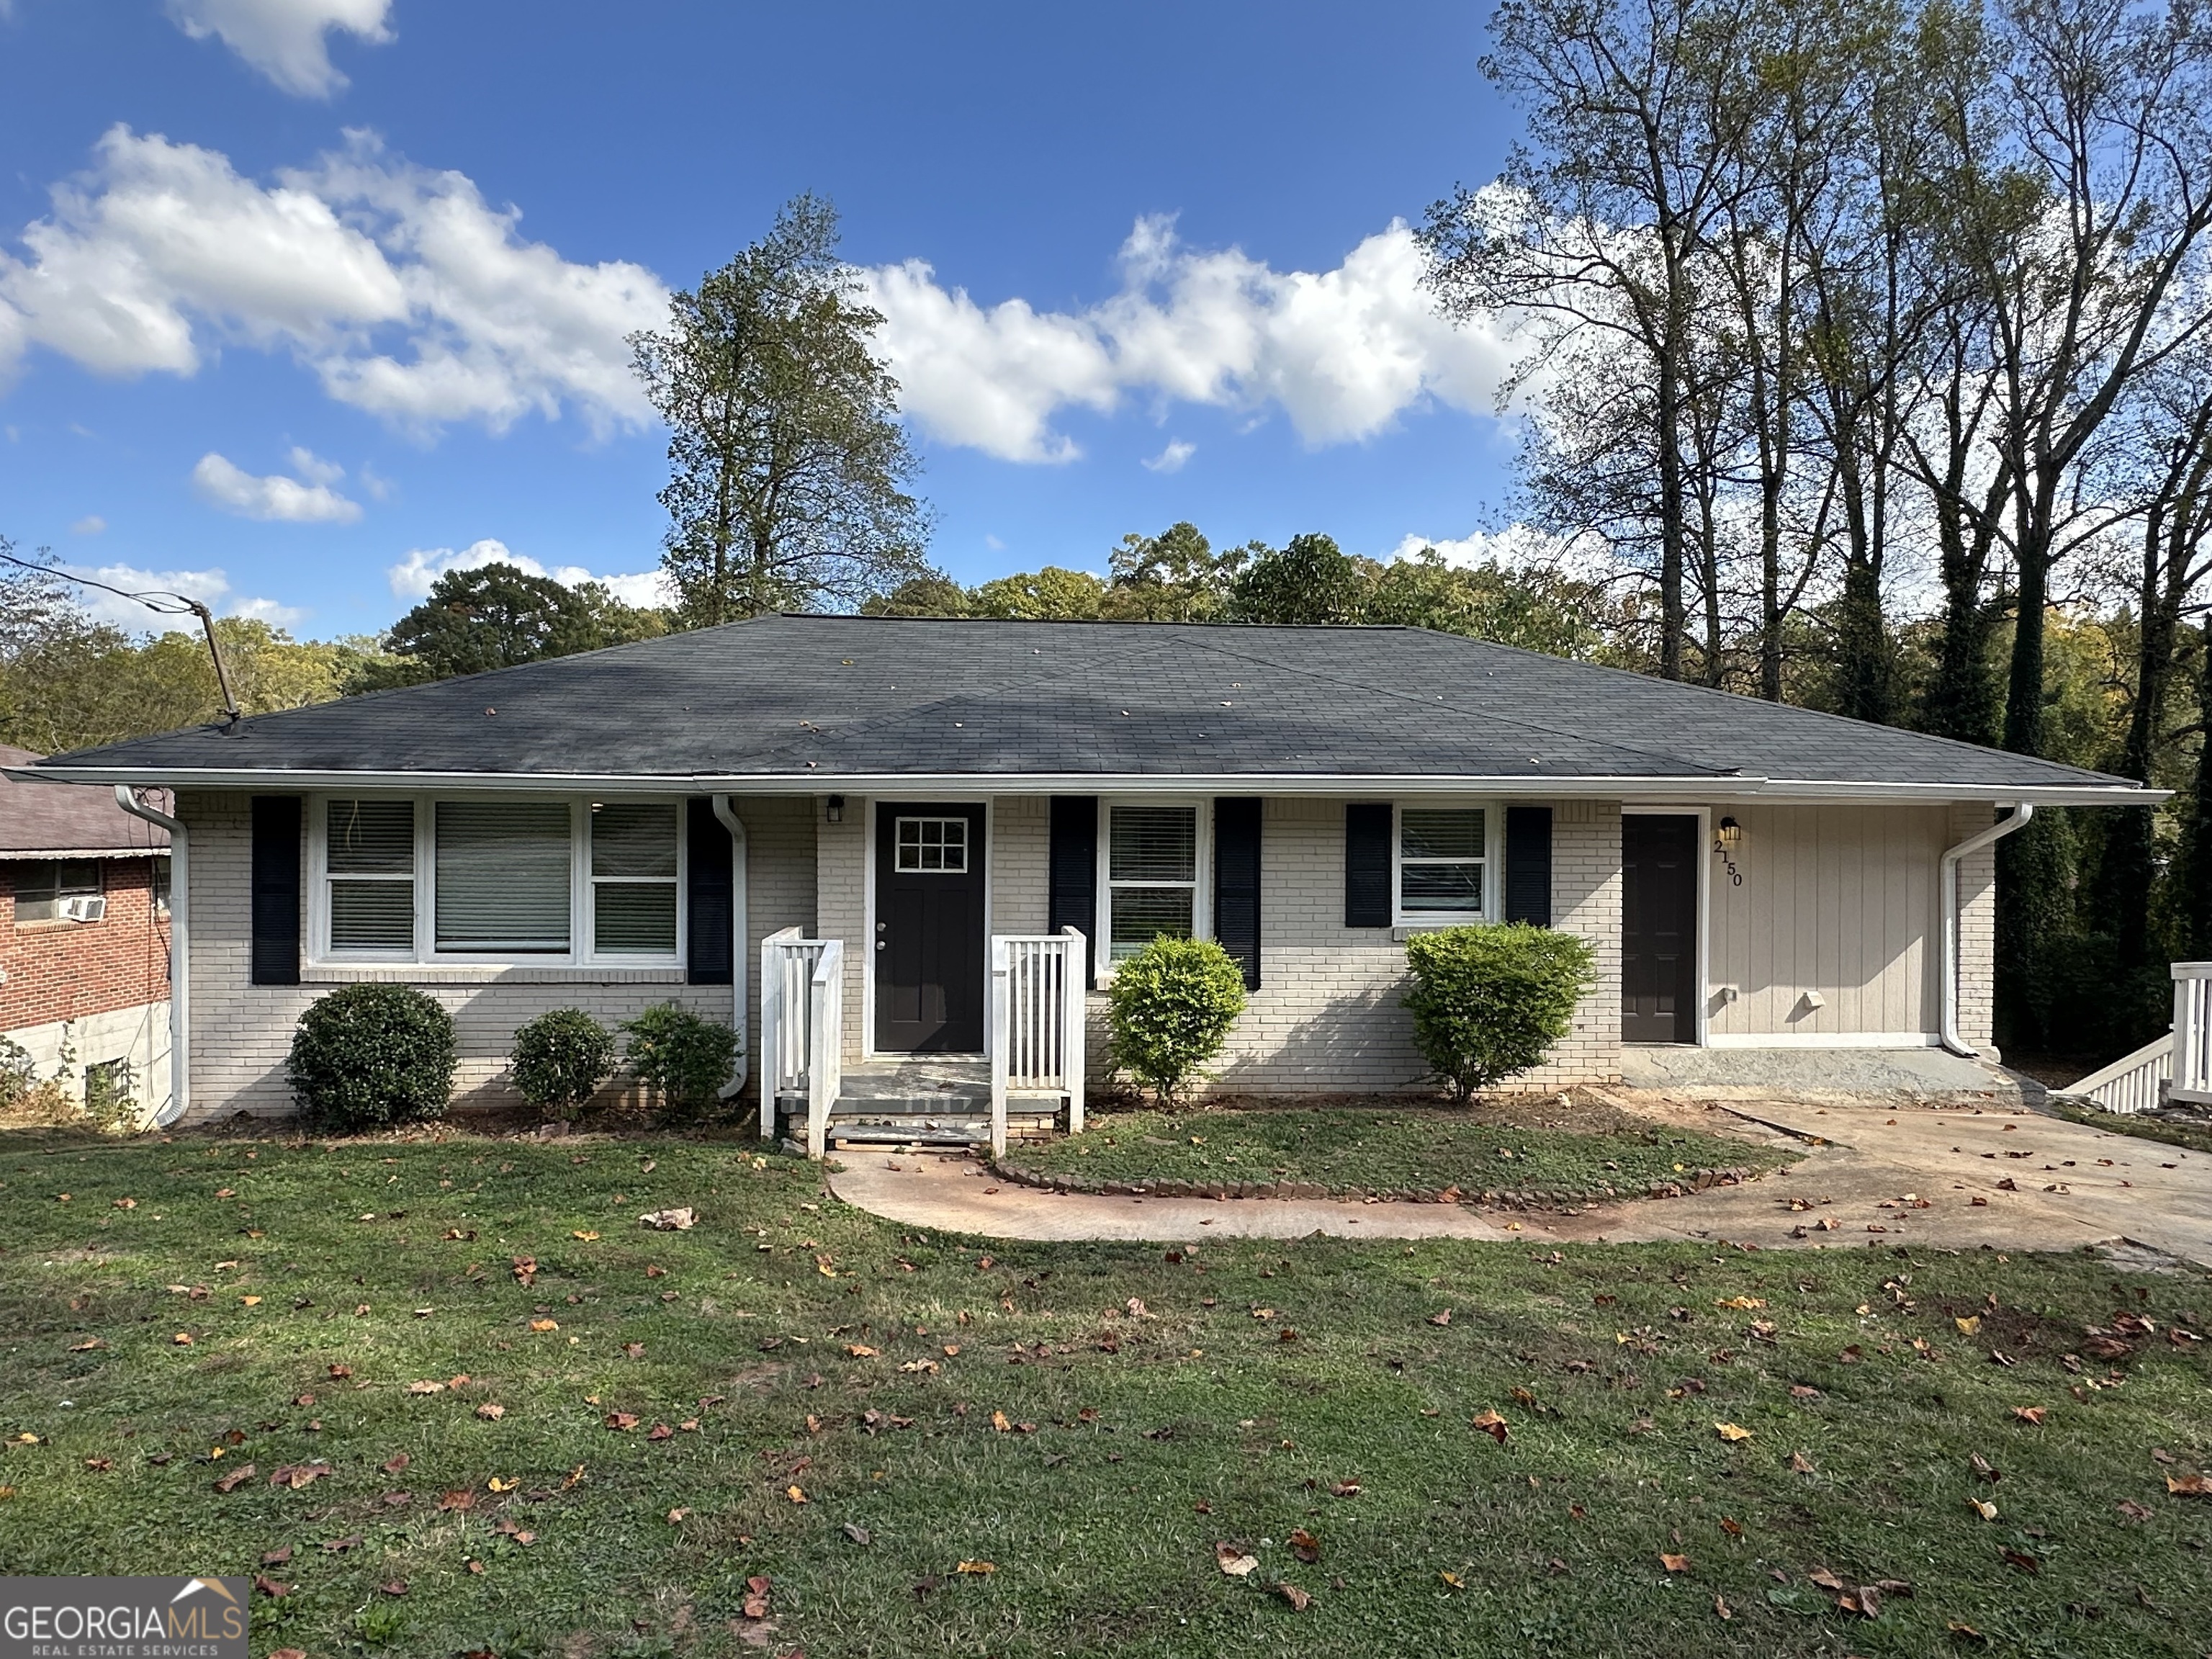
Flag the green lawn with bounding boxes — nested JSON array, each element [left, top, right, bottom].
[[1, 1125, 2207, 1658], [1002, 1099, 1796, 1200]]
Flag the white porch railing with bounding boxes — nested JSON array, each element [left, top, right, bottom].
[[2172, 962, 2212, 1106], [989, 927, 1087, 1156], [759, 927, 844, 1154], [2064, 1031, 2171, 1115], [806, 940, 845, 1160]]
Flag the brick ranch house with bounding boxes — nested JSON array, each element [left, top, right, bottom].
[[11, 616, 2156, 1141], [1, 744, 172, 1119]]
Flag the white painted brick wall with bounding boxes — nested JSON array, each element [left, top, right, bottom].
[[176, 791, 813, 1122], [1949, 801, 1999, 1056]]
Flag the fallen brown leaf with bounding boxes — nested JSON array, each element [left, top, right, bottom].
[[1215, 1542, 1259, 1578], [212, 1464, 255, 1493], [1660, 1553, 1691, 1573], [1287, 1528, 1321, 1564], [1470, 1408, 1509, 1444], [1274, 1581, 1313, 1611]]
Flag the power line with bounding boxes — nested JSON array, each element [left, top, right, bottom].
[[1, 549, 243, 725]]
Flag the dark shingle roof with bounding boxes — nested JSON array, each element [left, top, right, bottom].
[[22, 615, 2141, 796], [0, 745, 171, 856]]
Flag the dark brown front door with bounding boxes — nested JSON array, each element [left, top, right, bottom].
[[873, 803, 987, 1053], [1622, 814, 1700, 1043]]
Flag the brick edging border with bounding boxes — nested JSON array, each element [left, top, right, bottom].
[[985, 1157, 1761, 1209]]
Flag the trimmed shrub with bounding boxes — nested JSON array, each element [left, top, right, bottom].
[[1402, 923, 1594, 1102], [288, 984, 457, 1130], [1105, 935, 1248, 1106], [621, 1002, 739, 1118], [511, 1008, 617, 1121]]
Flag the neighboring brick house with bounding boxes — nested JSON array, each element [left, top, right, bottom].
[[17, 616, 2153, 1145], [1, 745, 171, 1119]]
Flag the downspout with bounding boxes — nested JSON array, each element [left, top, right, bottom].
[[711, 795, 750, 1100], [1939, 802, 2033, 1057], [114, 786, 187, 1127]]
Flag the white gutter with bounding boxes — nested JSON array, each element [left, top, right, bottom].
[[4, 763, 2165, 809], [112, 785, 187, 1128], [1939, 803, 2034, 1058], [710, 795, 750, 1101]]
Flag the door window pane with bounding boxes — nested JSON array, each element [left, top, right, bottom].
[[894, 817, 968, 873], [436, 800, 571, 953]]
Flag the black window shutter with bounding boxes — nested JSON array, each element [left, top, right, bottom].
[[1213, 796, 1262, 989], [250, 795, 302, 986], [1048, 796, 1098, 986], [1504, 805, 1554, 926], [1344, 802, 1393, 928], [687, 798, 734, 985]]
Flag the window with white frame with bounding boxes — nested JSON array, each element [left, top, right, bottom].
[[1106, 804, 1200, 961], [326, 799, 415, 952], [315, 796, 682, 964], [1398, 806, 1488, 920], [894, 816, 968, 872], [590, 801, 680, 954]]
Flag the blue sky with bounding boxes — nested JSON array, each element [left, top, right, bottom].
[[0, 1, 1523, 638]]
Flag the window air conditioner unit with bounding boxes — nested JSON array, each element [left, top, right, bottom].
[[60, 894, 106, 923]]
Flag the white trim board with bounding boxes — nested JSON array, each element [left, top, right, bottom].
[[1704, 1032, 1942, 1050], [6, 764, 2159, 808]]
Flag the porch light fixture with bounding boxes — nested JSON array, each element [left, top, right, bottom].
[[1715, 815, 1742, 852], [825, 794, 845, 824]]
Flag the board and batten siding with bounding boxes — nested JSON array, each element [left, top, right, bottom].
[[175, 789, 814, 1121], [1706, 804, 1951, 1042]]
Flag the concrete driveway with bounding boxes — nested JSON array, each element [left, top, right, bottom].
[[826, 1096, 2210, 1266]]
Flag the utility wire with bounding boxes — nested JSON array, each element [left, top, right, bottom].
[[1, 548, 243, 724]]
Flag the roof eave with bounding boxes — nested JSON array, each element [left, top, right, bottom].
[[9, 763, 2157, 805]]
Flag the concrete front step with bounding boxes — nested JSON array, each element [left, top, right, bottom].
[[832, 1095, 987, 1116], [832, 1124, 991, 1147]]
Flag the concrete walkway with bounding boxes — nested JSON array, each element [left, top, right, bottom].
[[829, 1155, 1523, 1242], [826, 1096, 2211, 1265]]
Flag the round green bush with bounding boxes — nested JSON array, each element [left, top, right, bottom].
[[1105, 935, 1248, 1106], [511, 1008, 617, 1120], [287, 983, 457, 1129], [620, 1002, 739, 1118], [1402, 922, 1594, 1102]]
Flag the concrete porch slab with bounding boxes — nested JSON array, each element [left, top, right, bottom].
[[1619, 1044, 2036, 1098]]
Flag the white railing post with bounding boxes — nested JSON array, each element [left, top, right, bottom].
[[2172, 963, 2212, 1105], [989, 936, 1011, 1157], [806, 939, 843, 1159], [1062, 926, 1086, 1134], [758, 925, 801, 1142]]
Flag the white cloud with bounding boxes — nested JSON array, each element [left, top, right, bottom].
[[166, 0, 395, 98], [864, 215, 1517, 464], [192, 450, 361, 522], [64, 559, 305, 630], [387, 538, 670, 608], [1142, 438, 1195, 474], [68, 514, 105, 535], [1385, 523, 1607, 578], [0, 126, 667, 436]]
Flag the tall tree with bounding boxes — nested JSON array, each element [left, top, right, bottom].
[[1227, 534, 1365, 624], [629, 195, 931, 623], [1424, 0, 1768, 680]]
